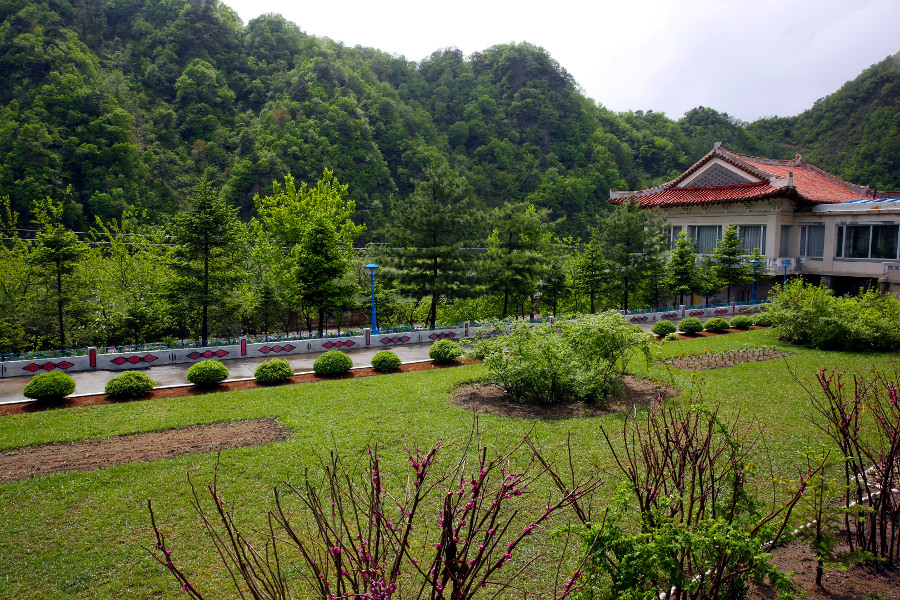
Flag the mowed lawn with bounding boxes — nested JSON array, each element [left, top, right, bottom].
[[0, 328, 894, 599]]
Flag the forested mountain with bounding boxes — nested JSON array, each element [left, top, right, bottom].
[[1, 0, 898, 240]]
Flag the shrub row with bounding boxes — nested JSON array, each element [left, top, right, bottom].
[[652, 313, 764, 338]]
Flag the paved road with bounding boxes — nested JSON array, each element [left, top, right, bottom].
[[0, 343, 437, 405]]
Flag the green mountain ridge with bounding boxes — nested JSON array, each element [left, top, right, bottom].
[[1, 0, 897, 240]]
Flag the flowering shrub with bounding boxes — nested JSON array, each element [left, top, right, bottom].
[[702, 317, 729, 332], [678, 317, 703, 334], [651, 319, 676, 337], [429, 339, 462, 363], [186, 360, 229, 386], [313, 350, 353, 376], [105, 370, 155, 398], [253, 359, 293, 384], [370, 350, 401, 372], [23, 371, 75, 401]]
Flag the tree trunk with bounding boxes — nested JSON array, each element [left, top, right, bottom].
[[501, 289, 510, 319], [202, 239, 209, 343], [318, 307, 325, 335], [590, 290, 595, 314], [56, 257, 65, 349]]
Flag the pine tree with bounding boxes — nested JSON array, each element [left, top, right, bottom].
[[710, 224, 750, 302], [573, 239, 607, 313], [667, 231, 697, 305]]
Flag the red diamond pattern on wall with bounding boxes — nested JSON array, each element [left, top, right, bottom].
[[322, 340, 355, 349], [428, 332, 456, 340], [259, 344, 297, 354], [187, 350, 229, 360], [380, 335, 411, 344], [23, 361, 74, 372], [58, 361, 74, 369], [111, 355, 159, 365]]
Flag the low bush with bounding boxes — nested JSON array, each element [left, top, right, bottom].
[[186, 360, 229, 386], [23, 371, 75, 401], [254, 359, 294, 384], [752, 309, 774, 327], [104, 370, 155, 398], [663, 332, 680, 342], [678, 317, 703, 334], [729, 315, 753, 329], [313, 350, 353, 376], [651, 319, 677, 337], [429, 339, 462, 363], [370, 350, 401, 373], [703, 317, 729, 332]]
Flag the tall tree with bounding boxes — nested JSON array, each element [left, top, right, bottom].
[[711, 224, 751, 302], [573, 239, 608, 314], [296, 214, 357, 335], [595, 199, 667, 311], [167, 178, 244, 342], [29, 194, 86, 349], [667, 230, 698, 305], [391, 164, 484, 329]]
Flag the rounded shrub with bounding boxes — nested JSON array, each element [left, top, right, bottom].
[[371, 350, 401, 373], [652, 319, 677, 338], [753, 310, 774, 327], [186, 360, 229, 386], [313, 350, 353, 377], [429, 339, 462, 363], [254, 359, 294, 384], [703, 317, 729, 333], [663, 332, 681, 342], [104, 370, 155, 398], [23, 371, 76, 401], [678, 317, 704, 334], [729, 315, 753, 330]]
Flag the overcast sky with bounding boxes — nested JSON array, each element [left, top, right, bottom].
[[222, 0, 899, 122]]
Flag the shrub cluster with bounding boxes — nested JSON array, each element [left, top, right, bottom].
[[105, 370, 155, 398], [187, 360, 229, 386], [23, 371, 76, 401], [429, 339, 462, 363], [702, 317, 729, 332], [313, 350, 353, 376], [678, 317, 703, 334], [651, 319, 676, 337], [370, 350, 401, 372], [752, 309, 774, 327], [254, 359, 294, 384], [766, 280, 900, 351], [728, 315, 753, 329]]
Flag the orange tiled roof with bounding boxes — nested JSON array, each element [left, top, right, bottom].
[[610, 144, 869, 207]]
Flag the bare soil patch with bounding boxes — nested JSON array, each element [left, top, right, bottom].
[[450, 375, 676, 419], [664, 348, 794, 371], [750, 541, 900, 600], [0, 418, 289, 482]]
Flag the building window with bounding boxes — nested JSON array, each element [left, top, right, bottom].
[[799, 225, 825, 258], [738, 225, 766, 254], [689, 225, 721, 254], [670, 225, 683, 248], [835, 224, 900, 259], [780, 225, 791, 256]]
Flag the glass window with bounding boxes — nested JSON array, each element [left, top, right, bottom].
[[738, 225, 765, 254], [800, 225, 825, 258], [780, 225, 791, 256], [690, 225, 721, 254], [836, 226, 844, 258], [871, 225, 899, 259], [670, 225, 683, 248], [846, 226, 871, 259]]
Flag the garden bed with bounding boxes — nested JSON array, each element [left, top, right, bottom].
[[663, 347, 794, 370]]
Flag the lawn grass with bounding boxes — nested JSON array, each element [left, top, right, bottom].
[[0, 329, 896, 599]]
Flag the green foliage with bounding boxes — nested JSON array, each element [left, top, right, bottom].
[[186, 360, 230, 386], [663, 332, 680, 342], [729, 315, 753, 329], [711, 224, 751, 301], [313, 350, 353, 376], [370, 350, 402, 372], [23, 371, 76, 401], [678, 317, 703, 334], [429, 339, 462, 363], [753, 309, 774, 327], [766, 280, 900, 351], [253, 359, 294, 384], [703, 317, 729, 332], [666, 230, 697, 304], [651, 319, 677, 337], [104, 370, 156, 398]]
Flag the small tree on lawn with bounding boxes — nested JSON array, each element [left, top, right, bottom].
[[667, 230, 697, 305], [573, 239, 607, 314], [711, 223, 750, 301]]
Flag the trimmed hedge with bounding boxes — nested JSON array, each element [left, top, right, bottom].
[[429, 339, 462, 363], [678, 317, 704, 334], [254, 359, 294, 384], [313, 350, 353, 376], [186, 360, 229, 386], [371, 350, 401, 373], [703, 317, 729, 333], [652, 320, 677, 337], [105, 370, 155, 398], [23, 371, 76, 401], [729, 315, 753, 330]]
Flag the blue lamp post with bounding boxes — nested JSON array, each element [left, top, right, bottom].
[[782, 259, 791, 291], [748, 259, 760, 301], [364, 263, 379, 334]]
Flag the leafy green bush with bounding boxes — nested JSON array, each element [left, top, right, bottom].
[[104, 370, 155, 398], [370, 350, 401, 372], [651, 319, 676, 337], [23, 371, 76, 401], [678, 317, 703, 334], [186, 360, 229, 386], [254, 359, 294, 384], [663, 332, 680, 342], [703, 317, 729, 332], [729, 315, 753, 329], [313, 350, 353, 376], [429, 339, 462, 363], [752, 309, 774, 327]]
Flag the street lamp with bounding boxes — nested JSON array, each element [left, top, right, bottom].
[[782, 259, 791, 291], [364, 263, 379, 334], [748, 259, 760, 301]]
